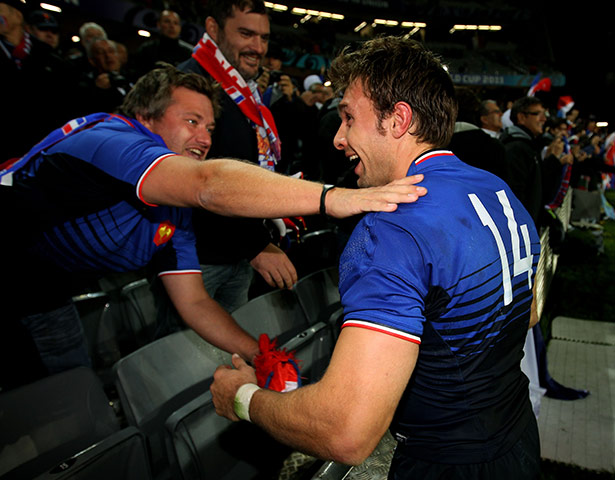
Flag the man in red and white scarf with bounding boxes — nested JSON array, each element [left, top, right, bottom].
[[178, 0, 297, 313]]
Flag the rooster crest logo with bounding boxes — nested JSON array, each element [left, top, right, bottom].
[[153, 221, 176, 246]]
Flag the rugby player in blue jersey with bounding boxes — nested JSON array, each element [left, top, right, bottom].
[[0, 63, 426, 390], [211, 37, 541, 479]]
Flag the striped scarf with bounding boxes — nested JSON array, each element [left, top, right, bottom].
[[0, 31, 32, 69], [191, 33, 281, 170]]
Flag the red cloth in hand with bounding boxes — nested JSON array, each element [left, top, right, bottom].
[[254, 334, 301, 392]]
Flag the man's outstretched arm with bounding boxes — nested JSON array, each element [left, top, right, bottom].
[[140, 156, 427, 218]]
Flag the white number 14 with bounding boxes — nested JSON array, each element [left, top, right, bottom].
[[469, 190, 533, 306]]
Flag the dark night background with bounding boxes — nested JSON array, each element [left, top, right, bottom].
[[40, 0, 615, 127]]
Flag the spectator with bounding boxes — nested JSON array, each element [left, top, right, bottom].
[[1, 0, 76, 160], [501, 96, 590, 401], [0, 63, 427, 390], [178, 0, 298, 312], [75, 38, 134, 114], [541, 117, 574, 211], [500, 96, 563, 228], [301, 73, 332, 110], [566, 107, 580, 134], [25, 10, 59, 50], [258, 40, 290, 106], [133, 9, 193, 77], [65, 21, 107, 71], [211, 36, 541, 479], [570, 135, 615, 192], [479, 99, 504, 138], [257, 42, 320, 177], [448, 87, 507, 181]]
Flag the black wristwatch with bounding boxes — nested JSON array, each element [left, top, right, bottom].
[[320, 184, 336, 216]]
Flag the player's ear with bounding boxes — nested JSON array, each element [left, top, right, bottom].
[[390, 101, 413, 139]]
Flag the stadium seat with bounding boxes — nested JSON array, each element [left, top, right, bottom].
[[119, 278, 159, 348], [280, 322, 334, 385], [294, 266, 344, 340], [72, 292, 121, 382], [113, 329, 230, 479], [231, 288, 310, 341], [32, 427, 151, 480], [164, 391, 292, 480], [0, 367, 120, 479], [163, 320, 335, 480]]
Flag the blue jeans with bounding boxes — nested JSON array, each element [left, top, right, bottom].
[[20, 302, 92, 375], [201, 261, 254, 313]]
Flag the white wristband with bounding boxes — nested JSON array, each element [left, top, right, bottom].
[[234, 383, 261, 422]]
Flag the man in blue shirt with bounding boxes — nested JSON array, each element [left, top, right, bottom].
[[211, 37, 541, 479], [0, 63, 426, 390]]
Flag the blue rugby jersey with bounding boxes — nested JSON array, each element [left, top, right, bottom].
[[11, 115, 201, 277], [339, 150, 540, 464]]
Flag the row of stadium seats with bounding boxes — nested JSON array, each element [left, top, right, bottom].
[[0, 267, 343, 479]]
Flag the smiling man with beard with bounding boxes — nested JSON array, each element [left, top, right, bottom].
[[178, 0, 299, 313]]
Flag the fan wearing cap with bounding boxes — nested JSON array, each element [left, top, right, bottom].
[[26, 10, 59, 50], [301, 73, 333, 110]]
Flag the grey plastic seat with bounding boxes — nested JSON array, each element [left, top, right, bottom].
[[231, 288, 310, 341], [113, 329, 231, 479], [280, 322, 334, 385], [294, 267, 344, 342], [0, 367, 120, 479], [72, 292, 122, 383], [119, 278, 159, 348], [162, 322, 330, 480], [294, 266, 341, 325], [32, 427, 151, 480]]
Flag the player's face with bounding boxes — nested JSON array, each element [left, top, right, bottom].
[[211, 6, 270, 81], [142, 87, 215, 161], [334, 81, 398, 188]]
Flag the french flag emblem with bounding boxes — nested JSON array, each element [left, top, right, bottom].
[[61, 117, 86, 135], [227, 86, 245, 103]]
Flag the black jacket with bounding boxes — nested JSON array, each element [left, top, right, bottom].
[[177, 58, 272, 264], [500, 125, 561, 227]]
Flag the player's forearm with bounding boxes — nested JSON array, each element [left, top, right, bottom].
[[249, 381, 382, 465]]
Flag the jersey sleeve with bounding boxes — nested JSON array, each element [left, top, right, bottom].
[[55, 120, 177, 204], [151, 209, 202, 276], [339, 213, 429, 344]]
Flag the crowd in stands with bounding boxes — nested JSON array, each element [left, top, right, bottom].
[[2, 0, 614, 392]]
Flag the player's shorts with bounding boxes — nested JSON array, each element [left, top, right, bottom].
[[388, 416, 540, 480]]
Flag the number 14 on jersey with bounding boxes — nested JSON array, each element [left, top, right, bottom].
[[469, 190, 534, 306]]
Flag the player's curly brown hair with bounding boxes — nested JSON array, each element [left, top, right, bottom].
[[329, 36, 457, 148]]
